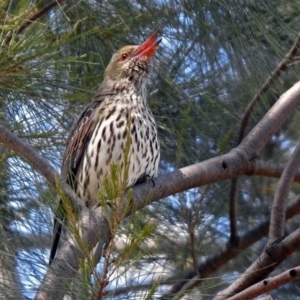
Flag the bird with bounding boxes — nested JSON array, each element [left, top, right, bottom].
[[49, 31, 161, 264]]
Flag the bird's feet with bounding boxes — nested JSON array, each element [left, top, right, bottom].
[[137, 174, 155, 187]]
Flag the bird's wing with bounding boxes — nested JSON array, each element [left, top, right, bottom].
[[62, 100, 102, 181], [49, 99, 103, 264]]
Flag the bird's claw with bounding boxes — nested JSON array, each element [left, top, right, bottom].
[[137, 174, 155, 187]]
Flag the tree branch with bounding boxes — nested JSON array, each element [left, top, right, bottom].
[[0, 124, 85, 213], [127, 82, 300, 216], [18, 0, 65, 35], [269, 140, 300, 241], [248, 160, 300, 182], [213, 228, 300, 300], [226, 266, 300, 300], [211, 82, 300, 298]]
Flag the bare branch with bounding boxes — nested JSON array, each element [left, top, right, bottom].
[[213, 229, 300, 300], [171, 275, 200, 300], [216, 139, 300, 299], [249, 160, 300, 182], [0, 124, 85, 213], [269, 140, 300, 241], [131, 81, 300, 216], [226, 266, 300, 300]]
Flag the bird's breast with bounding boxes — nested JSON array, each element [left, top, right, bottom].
[[76, 102, 160, 207]]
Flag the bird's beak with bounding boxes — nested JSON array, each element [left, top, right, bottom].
[[133, 30, 161, 58]]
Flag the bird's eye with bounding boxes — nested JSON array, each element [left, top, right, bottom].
[[120, 53, 128, 61]]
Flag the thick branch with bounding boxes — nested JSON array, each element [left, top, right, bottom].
[[0, 124, 85, 213], [248, 160, 300, 182], [131, 81, 300, 217]]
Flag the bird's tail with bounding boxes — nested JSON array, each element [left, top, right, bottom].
[[49, 215, 63, 265]]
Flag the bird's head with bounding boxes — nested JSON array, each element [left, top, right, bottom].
[[103, 31, 161, 87]]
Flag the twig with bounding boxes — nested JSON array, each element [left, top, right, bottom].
[[188, 222, 199, 276], [171, 275, 200, 300], [226, 266, 300, 300], [269, 140, 300, 241], [4, 0, 65, 45], [229, 177, 239, 244], [18, 0, 65, 35]]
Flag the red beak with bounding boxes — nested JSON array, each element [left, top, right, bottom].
[[133, 30, 161, 58]]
